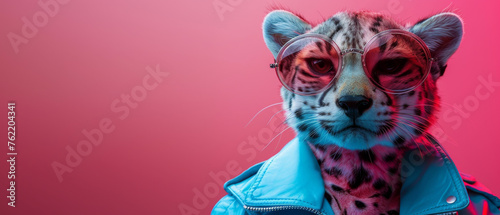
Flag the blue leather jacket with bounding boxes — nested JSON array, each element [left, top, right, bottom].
[[212, 137, 500, 214]]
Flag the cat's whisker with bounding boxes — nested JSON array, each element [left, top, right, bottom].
[[261, 126, 293, 151], [266, 109, 287, 126], [390, 120, 427, 156], [393, 118, 438, 155], [245, 102, 283, 127]]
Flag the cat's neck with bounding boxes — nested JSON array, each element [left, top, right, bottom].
[[307, 142, 407, 214]]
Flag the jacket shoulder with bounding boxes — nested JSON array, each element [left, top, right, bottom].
[[459, 172, 500, 214], [211, 194, 247, 215], [212, 161, 265, 215]]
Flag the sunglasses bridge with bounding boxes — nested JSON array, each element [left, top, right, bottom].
[[340, 48, 364, 55]]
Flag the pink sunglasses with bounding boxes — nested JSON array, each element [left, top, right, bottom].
[[270, 29, 434, 95]]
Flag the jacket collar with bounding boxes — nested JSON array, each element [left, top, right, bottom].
[[225, 137, 470, 214]]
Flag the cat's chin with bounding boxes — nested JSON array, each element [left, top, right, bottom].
[[304, 131, 391, 150]]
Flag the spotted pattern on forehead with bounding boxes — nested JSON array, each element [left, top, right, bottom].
[[312, 12, 402, 50]]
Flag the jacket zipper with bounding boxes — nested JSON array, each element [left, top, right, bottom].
[[244, 204, 457, 215], [243, 205, 325, 215], [435, 212, 457, 215]]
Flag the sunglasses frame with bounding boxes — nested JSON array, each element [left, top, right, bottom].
[[270, 29, 434, 96]]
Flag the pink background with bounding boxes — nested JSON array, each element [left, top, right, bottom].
[[0, 0, 499, 214]]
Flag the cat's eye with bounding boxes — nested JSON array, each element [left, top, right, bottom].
[[364, 31, 430, 93], [373, 58, 407, 75], [307, 58, 334, 75]]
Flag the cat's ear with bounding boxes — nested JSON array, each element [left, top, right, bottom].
[[410, 12, 464, 78], [262, 10, 312, 58]]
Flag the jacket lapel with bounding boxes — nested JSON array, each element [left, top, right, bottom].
[[399, 138, 469, 214], [225, 137, 326, 211]]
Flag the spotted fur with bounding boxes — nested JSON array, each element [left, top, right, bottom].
[[263, 9, 463, 214], [309, 142, 403, 214]]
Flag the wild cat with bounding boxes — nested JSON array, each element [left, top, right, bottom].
[[211, 9, 500, 215]]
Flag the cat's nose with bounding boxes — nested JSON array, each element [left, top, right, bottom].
[[336, 95, 373, 119]]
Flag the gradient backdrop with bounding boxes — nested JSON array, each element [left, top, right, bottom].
[[0, 0, 499, 214]]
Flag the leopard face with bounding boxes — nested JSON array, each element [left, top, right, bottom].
[[263, 10, 463, 150]]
